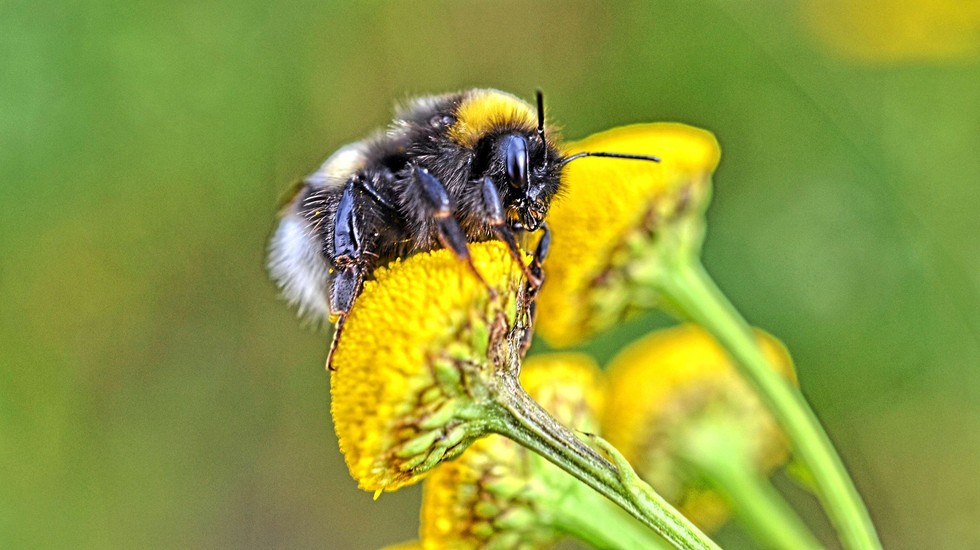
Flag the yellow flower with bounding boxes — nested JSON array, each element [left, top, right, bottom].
[[601, 325, 796, 532], [330, 241, 532, 493], [330, 241, 717, 549], [518, 353, 606, 433], [536, 124, 721, 347], [419, 354, 617, 549], [802, 0, 980, 62]]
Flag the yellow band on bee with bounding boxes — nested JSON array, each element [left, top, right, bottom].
[[448, 89, 537, 148]]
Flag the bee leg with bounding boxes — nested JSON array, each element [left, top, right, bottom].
[[355, 173, 398, 213], [518, 225, 550, 354], [528, 222, 551, 297], [413, 167, 495, 296], [325, 264, 363, 371], [519, 299, 536, 355], [479, 176, 541, 288], [326, 178, 368, 371], [326, 315, 344, 371]]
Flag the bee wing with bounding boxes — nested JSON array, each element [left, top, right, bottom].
[[267, 142, 371, 323]]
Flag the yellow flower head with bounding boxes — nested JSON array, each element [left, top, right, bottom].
[[519, 353, 606, 434], [536, 124, 721, 347], [602, 325, 796, 531], [802, 0, 980, 62], [330, 241, 531, 494], [419, 354, 604, 549]]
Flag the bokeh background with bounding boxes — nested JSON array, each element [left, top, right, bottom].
[[2, 1, 978, 548]]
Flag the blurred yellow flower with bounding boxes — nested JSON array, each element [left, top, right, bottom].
[[802, 0, 980, 62], [519, 353, 606, 430], [536, 123, 720, 347], [330, 241, 531, 494], [420, 354, 629, 549], [602, 325, 796, 532]]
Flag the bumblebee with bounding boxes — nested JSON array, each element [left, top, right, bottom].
[[267, 89, 657, 363]]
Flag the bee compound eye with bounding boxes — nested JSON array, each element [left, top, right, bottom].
[[501, 134, 529, 189]]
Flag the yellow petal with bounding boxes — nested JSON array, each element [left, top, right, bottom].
[[537, 123, 721, 346]]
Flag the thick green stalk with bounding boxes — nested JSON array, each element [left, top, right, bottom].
[[487, 376, 720, 550], [658, 257, 881, 550]]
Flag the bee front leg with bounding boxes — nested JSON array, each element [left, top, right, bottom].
[[519, 223, 550, 355], [528, 222, 551, 296], [412, 166, 494, 295], [478, 176, 542, 289]]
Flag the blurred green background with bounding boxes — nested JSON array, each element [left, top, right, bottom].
[[2, 1, 978, 548]]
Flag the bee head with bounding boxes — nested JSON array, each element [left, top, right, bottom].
[[496, 132, 552, 231], [443, 89, 560, 232], [460, 90, 560, 232]]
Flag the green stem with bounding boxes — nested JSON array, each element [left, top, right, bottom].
[[658, 257, 880, 550], [682, 422, 822, 550], [551, 483, 672, 550], [488, 376, 720, 550], [712, 462, 822, 550]]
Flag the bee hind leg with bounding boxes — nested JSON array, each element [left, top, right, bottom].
[[325, 263, 363, 371], [326, 179, 368, 370]]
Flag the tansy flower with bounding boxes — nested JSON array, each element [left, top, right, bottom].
[[536, 123, 720, 347], [536, 123, 879, 549], [330, 241, 532, 493], [329, 241, 717, 549], [603, 325, 820, 548]]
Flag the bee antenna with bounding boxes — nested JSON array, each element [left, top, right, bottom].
[[559, 151, 662, 167], [535, 89, 547, 163]]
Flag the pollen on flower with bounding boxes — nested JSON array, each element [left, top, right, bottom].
[[537, 123, 721, 347], [419, 353, 605, 549], [601, 324, 796, 531], [329, 241, 531, 493]]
